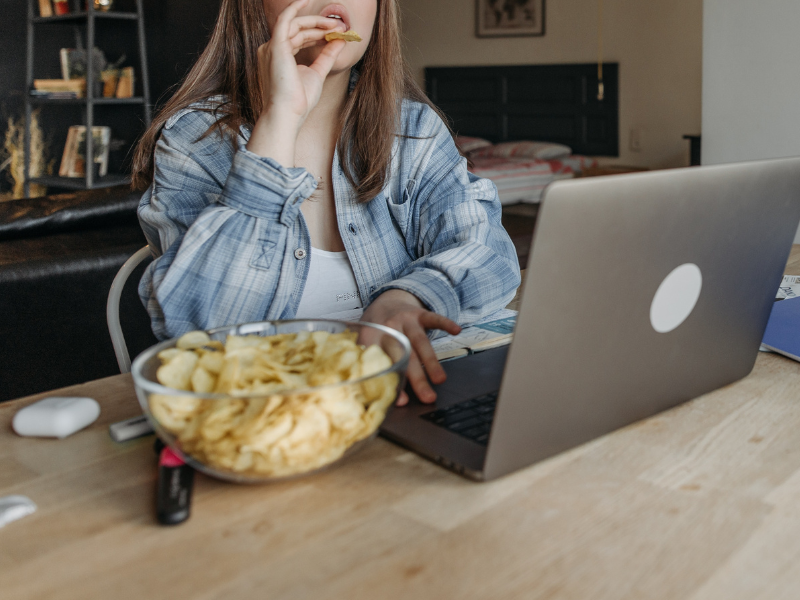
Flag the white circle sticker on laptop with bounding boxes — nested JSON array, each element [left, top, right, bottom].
[[650, 263, 703, 333]]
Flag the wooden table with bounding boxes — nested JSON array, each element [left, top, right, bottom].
[[3, 248, 800, 600]]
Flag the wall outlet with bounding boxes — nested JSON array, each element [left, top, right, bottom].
[[629, 128, 642, 152]]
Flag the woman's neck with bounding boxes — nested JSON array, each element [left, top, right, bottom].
[[294, 68, 351, 253], [300, 68, 351, 139]]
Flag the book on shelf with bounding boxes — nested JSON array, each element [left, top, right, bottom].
[[432, 309, 518, 361], [115, 67, 135, 98], [38, 0, 53, 17], [59, 126, 112, 178], [52, 0, 69, 16], [30, 90, 80, 100], [101, 70, 119, 97], [33, 79, 86, 98], [59, 49, 72, 80]]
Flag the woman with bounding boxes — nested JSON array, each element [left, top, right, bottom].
[[132, 0, 521, 404]]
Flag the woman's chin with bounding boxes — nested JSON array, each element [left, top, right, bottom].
[[331, 56, 358, 74]]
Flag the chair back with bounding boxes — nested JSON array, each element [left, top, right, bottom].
[[107, 246, 153, 373]]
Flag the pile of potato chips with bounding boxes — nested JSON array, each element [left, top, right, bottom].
[[149, 329, 399, 479]]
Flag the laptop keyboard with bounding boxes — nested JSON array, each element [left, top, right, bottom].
[[420, 392, 498, 446]]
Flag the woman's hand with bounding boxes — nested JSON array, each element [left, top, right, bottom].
[[361, 289, 461, 406], [246, 0, 346, 163], [259, 0, 346, 121]]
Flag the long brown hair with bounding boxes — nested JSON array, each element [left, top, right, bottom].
[[131, 0, 447, 202]]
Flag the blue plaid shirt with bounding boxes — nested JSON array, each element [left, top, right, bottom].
[[138, 97, 521, 340]]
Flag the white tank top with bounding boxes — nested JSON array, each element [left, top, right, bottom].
[[294, 248, 364, 322]]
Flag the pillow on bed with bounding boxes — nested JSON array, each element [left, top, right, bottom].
[[455, 136, 493, 155], [470, 140, 573, 160]]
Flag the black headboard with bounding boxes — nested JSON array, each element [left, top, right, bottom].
[[425, 63, 619, 156]]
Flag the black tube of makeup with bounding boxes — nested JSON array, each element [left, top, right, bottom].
[[156, 446, 194, 525]]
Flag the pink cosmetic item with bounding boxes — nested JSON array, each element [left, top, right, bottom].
[[157, 446, 194, 525]]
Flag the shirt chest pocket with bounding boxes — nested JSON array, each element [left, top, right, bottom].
[[385, 179, 416, 239], [248, 223, 285, 271]]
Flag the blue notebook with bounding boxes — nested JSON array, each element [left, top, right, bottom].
[[762, 296, 800, 362]]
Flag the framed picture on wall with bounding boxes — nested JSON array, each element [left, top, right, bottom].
[[476, 0, 546, 38]]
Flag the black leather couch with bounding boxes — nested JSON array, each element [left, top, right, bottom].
[[0, 186, 157, 402]]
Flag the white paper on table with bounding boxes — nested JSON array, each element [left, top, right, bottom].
[[776, 275, 800, 300], [432, 309, 517, 360], [431, 339, 470, 361]]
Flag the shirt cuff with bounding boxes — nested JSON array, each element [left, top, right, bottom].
[[373, 269, 461, 324], [219, 149, 317, 225]]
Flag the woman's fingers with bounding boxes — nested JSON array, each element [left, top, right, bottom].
[[406, 351, 436, 403], [272, 0, 309, 41], [392, 311, 460, 405], [287, 15, 346, 37], [307, 39, 346, 80], [396, 390, 409, 407], [289, 27, 338, 55], [275, 5, 344, 43], [419, 312, 461, 336], [406, 325, 446, 385]]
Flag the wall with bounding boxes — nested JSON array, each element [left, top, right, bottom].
[[703, 0, 800, 243], [399, 0, 703, 169], [0, 0, 704, 192], [702, 0, 800, 165]]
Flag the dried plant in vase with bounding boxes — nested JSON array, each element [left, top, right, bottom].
[[2, 110, 54, 200]]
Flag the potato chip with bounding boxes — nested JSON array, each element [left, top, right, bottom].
[[318, 388, 364, 432], [150, 330, 400, 478], [150, 393, 201, 433], [190, 366, 216, 394], [361, 344, 392, 375], [324, 30, 362, 42], [176, 330, 212, 350], [156, 351, 198, 391], [198, 350, 224, 375], [242, 411, 294, 452], [157, 348, 183, 363]]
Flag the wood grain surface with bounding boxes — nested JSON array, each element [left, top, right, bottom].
[[2, 247, 800, 600]]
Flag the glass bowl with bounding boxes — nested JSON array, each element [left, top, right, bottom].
[[131, 320, 410, 483]]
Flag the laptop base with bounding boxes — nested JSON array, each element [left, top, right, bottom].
[[379, 346, 509, 481]]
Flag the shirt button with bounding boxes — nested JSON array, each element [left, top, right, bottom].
[[348, 223, 357, 235], [294, 248, 307, 260]]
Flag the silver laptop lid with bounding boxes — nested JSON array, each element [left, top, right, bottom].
[[484, 158, 800, 480]]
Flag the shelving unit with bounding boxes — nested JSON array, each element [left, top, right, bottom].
[[23, 0, 152, 196]]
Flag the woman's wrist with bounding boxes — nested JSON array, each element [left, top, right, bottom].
[[376, 288, 425, 309], [246, 108, 303, 166]]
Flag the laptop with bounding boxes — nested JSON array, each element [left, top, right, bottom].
[[380, 157, 800, 481]]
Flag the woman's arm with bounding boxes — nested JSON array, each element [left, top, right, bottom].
[[363, 105, 521, 403], [140, 0, 347, 340], [138, 110, 318, 340], [374, 104, 522, 327]]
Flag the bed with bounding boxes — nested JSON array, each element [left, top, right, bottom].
[[457, 138, 599, 205], [427, 63, 619, 205]]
